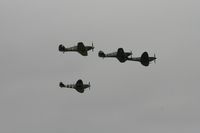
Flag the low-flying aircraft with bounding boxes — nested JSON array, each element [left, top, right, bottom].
[[59, 79, 90, 93], [98, 48, 133, 63], [128, 52, 157, 66], [58, 42, 94, 56]]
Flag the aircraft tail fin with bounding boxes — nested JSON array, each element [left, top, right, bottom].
[[59, 82, 65, 88], [59, 44, 65, 53], [98, 51, 105, 58]]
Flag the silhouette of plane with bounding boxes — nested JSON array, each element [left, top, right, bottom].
[[59, 42, 94, 56], [98, 48, 133, 63], [128, 52, 157, 66], [59, 79, 90, 93]]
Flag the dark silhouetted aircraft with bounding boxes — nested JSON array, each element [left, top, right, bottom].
[[59, 42, 94, 56], [98, 48, 133, 63], [128, 52, 157, 66], [59, 79, 90, 93]]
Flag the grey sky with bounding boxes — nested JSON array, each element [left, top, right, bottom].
[[0, 0, 200, 132]]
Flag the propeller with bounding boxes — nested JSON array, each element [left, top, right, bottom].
[[88, 82, 91, 90], [154, 54, 156, 64], [92, 42, 94, 52]]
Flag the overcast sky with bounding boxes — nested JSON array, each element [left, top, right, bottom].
[[0, 0, 200, 132]]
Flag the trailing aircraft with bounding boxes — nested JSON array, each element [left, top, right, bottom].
[[59, 79, 90, 93], [98, 48, 133, 63], [59, 42, 94, 56]]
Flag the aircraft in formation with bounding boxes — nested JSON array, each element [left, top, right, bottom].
[[58, 42, 157, 93], [58, 42, 94, 56], [128, 52, 156, 66], [98, 48, 156, 66], [59, 79, 90, 93]]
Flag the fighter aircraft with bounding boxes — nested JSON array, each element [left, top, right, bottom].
[[58, 42, 94, 56], [98, 48, 133, 63], [59, 79, 90, 93], [128, 51, 157, 66], [98, 48, 156, 66]]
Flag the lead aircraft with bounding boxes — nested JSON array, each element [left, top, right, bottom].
[[59, 42, 94, 56], [59, 79, 90, 93], [98, 48, 156, 66], [129, 52, 157, 66]]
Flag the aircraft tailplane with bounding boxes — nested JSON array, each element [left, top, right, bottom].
[[98, 51, 105, 58], [59, 82, 66, 88]]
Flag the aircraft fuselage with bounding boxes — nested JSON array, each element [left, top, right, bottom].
[[59, 79, 90, 93], [58, 42, 94, 56]]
